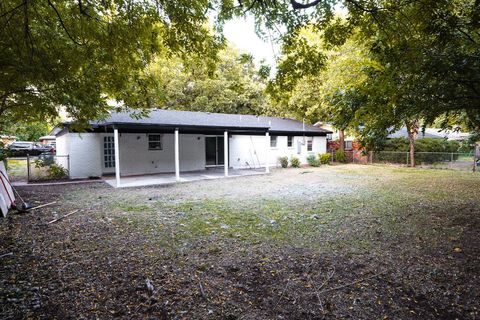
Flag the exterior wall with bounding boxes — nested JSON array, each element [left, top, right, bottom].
[[68, 133, 102, 178], [107, 133, 205, 176], [229, 135, 327, 169], [55, 133, 70, 175], [55, 131, 103, 179], [62, 131, 328, 178]]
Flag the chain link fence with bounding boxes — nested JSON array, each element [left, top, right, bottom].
[[331, 150, 476, 171], [5, 155, 69, 182]]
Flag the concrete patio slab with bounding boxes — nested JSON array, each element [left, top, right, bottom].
[[102, 168, 266, 188]]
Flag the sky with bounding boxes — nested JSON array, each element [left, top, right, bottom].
[[222, 15, 280, 68]]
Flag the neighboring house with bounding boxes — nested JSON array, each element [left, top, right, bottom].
[[55, 109, 331, 185], [0, 135, 17, 146], [388, 127, 470, 141], [38, 135, 56, 146], [314, 123, 357, 151], [38, 128, 61, 146]]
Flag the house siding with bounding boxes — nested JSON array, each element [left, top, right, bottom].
[[229, 135, 326, 169], [59, 132, 327, 179], [110, 133, 206, 176]]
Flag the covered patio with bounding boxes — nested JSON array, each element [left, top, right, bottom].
[[102, 167, 266, 188], [94, 111, 274, 188]]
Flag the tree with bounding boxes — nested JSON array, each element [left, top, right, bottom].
[[146, 46, 269, 115], [0, 0, 223, 130], [3, 122, 51, 141]]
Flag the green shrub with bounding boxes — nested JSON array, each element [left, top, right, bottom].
[[47, 163, 69, 179], [319, 153, 331, 164], [307, 154, 321, 167], [278, 156, 289, 168], [33, 158, 69, 179], [290, 156, 301, 168], [336, 150, 347, 163]]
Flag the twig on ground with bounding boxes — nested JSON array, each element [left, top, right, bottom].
[[28, 201, 57, 211], [318, 270, 387, 295], [272, 277, 291, 312], [309, 266, 337, 313], [309, 274, 324, 313], [47, 210, 79, 224], [199, 279, 207, 300], [0, 252, 13, 258]]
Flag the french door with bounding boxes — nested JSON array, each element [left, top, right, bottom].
[[205, 136, 225, 166]]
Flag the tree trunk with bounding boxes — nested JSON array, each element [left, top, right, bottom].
[[338, 129, 345, 152], [406, 120, 418, 167]]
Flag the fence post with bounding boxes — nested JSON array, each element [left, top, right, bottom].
[[27, 154, 30, 182], [369, 151, 373, 164]]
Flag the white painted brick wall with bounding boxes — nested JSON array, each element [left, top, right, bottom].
[[61, 131, 328, 178], [229, 135, 327, 169]]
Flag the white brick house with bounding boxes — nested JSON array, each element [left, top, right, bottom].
[[56, 109, 331, 186]]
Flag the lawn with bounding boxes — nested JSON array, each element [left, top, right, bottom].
[[1, 164, 479, 319]]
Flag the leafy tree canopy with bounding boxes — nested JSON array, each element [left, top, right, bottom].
[[266, 0, 480, 148], [0, 0, 224, 130], [2, 122, 50, 142], [145, 45, 270, 115]]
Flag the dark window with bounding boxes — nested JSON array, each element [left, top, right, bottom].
[[270, 136, 277, 148], [307, 137, 313, 151], [287, 136, 293, 147], [326, 134, 333, 140], [103, 136, 115, 168], [148, 134, 163, 150], [344, 141, 353, 150]]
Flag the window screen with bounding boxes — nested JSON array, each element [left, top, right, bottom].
[[148, 134, 163, 150], [307, 137, 313, 151], [344, 141, 353, 150], [270, 136, 277, 148], [287, 136, 293, 147]]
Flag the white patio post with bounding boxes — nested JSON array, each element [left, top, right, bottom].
[[174, 128, 180, 181], [265, 131, 270, 173], [114, 128, 121, 187], [224, 130, 229, 177]]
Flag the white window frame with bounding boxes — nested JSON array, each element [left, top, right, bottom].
[[270, 136, 278, 148], [287, 136, 293, 148], [307, 137, 313, 151], [344, 140, 353, 150], [148, 134, 163, 150], [103, 136, 115, 168]]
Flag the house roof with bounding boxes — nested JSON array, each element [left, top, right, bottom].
[[388, 127, 441, 139], [388, 127, 470, 140], [84, 109, 331, 136], [38, 135, 56, 141]]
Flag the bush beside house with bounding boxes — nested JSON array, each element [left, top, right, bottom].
[[290, 156, 301, 168]]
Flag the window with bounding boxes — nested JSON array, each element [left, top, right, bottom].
[[103, 136, 115, 168], [307, 137, 313, 151], [344, 141, 353, 150], [148, 134, 163, 150], [326, 134, 333, 141], [270, 136, 277, 148], [287, 136, 293, 147]]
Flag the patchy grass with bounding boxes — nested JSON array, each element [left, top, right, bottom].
[[1, 165, 480, 319]]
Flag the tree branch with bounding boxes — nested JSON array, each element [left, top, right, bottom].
[[290, 0, 323, 10], [48, 0, 82, 46], [0, 1, 26, 18]]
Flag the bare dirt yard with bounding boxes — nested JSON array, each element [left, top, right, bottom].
[[1, 164, 480, 319]]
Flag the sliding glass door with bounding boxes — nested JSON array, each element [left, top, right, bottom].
[[205, 136, 225, 166]]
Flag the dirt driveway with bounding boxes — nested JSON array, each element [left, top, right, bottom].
[[1, 165, 479, 319]]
